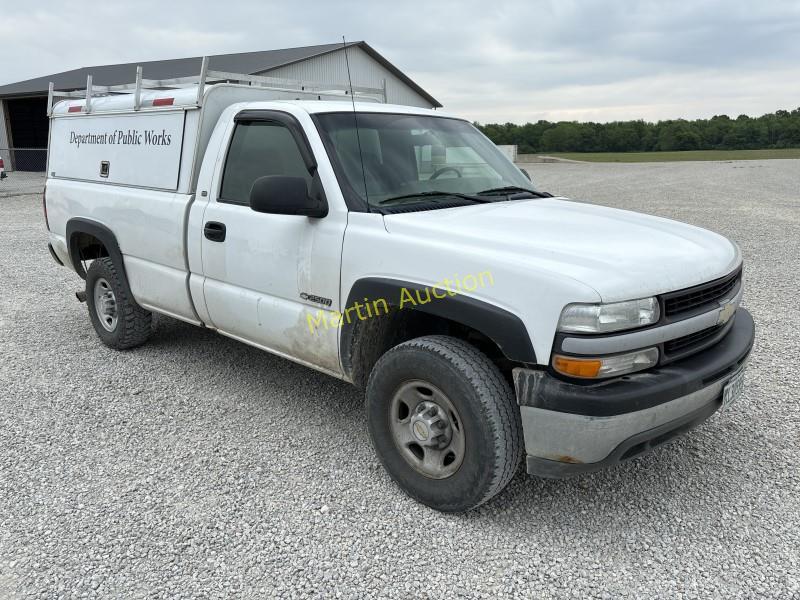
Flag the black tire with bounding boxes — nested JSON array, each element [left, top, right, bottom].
[[85, 257, 152, 350], [366, 335, 523, 512]]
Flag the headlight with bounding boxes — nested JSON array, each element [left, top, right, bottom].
[[553, 347, 659, 379], [557, 297, 660, 334]]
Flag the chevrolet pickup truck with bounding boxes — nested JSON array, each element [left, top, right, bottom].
[[44, 71, 754, 512]]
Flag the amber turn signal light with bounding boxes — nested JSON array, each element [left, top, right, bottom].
[[552, 355, 603, 378], [553, 348, 659, 379]]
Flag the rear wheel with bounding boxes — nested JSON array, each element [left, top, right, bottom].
[[366, 335, 523, 512], [85, 257, 152, 349]]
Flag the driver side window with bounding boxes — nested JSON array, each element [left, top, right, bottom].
[[220, 121, 312, 205]]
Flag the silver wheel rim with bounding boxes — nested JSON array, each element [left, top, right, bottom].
[[93, 277, 118, 332], [389, 380, 465, 479]]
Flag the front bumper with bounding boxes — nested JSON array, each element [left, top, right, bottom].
[[515, 307, 755, 478]]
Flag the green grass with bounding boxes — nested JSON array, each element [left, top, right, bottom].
[[539, 149, 800, 162]]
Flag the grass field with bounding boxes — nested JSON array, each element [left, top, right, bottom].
[[536, 148, 800, 162]]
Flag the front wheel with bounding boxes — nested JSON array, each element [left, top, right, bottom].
[[366, 335, 523, 512]]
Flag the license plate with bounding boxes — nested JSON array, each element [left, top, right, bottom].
[[722, 366, 746, 410]]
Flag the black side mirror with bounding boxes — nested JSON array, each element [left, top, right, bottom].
[[249, 176, 328, 218]]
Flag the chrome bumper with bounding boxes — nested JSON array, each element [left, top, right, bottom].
[[521, 373, 734, 477], [517, 307, 755, 478]]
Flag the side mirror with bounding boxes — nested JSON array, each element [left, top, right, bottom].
[[249, 175, 328, 218]]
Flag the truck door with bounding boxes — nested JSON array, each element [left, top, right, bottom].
[[197, 111, 345, 376]]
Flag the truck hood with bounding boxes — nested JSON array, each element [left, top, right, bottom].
[[382, 198, 741, 302]]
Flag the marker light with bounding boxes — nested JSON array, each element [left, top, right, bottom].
[[553, 347, 659, 379]]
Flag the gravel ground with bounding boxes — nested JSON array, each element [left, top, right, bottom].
[[0, 173, 49, 199], [1, 161, 798, 599]]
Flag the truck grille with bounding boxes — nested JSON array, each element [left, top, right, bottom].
[[664, 324, 725, 355], [663, 268, 741, 317]]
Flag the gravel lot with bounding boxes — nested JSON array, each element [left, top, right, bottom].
[[0, 172, 48, 199], [1, 160, 798, 599]]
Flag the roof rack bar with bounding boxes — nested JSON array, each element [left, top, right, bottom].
[[85, 75, 93, 114], [204, 69, 383, 96], [53, 90, 90, 98], [134, 66, 143, 111], [48, 60, 386, 113], [196, 56, 209, 106], [47, 82, 54, 117]]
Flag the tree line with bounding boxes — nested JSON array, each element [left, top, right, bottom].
[[476, 108, 800, 153]]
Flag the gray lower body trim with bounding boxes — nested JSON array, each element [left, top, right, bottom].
[[520, 367, 742, 471]]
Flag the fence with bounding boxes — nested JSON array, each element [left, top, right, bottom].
[[0, 148, 48, 172]]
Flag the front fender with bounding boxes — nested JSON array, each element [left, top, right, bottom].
[[340, 277, 537, 378]]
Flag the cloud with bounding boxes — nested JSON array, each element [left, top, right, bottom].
[[1, 0, 798, 123], [444, 64, 800, 123], [128, 27, 245, 56]]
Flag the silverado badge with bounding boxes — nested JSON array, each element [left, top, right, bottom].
[[300, 292, 332, 307], [717, 298, 737, 325]]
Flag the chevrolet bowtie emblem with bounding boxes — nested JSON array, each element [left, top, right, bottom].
[[717, 299, 737, 325]]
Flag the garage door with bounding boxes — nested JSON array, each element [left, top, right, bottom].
[[6, 97, 48, 171]]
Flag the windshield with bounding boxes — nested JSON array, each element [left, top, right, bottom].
[[314, 112, 537, 210]]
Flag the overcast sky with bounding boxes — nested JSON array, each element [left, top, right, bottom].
[[2, 0, 799, 124]]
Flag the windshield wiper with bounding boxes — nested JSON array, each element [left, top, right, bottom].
[[377, 191, 492, 206], [477, 186, 553, 198]]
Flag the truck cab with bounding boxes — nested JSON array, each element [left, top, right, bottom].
[[44, 66, 754, 512]]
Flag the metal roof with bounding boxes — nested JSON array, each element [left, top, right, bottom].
[[0, 41, 441, 107]]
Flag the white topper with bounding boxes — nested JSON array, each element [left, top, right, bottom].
[[49, 111, 186, 190]]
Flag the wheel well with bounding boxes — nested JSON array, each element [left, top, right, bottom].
[[341, 278, 537, 388], [345, 308, 526, 388], [69, 232, 109, 278], [66, 219, 125, 281]]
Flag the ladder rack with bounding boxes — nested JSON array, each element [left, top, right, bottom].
[[47, 56, 388, 115]]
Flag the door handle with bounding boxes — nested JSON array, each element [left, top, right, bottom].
[[204, 221, 226, 242]]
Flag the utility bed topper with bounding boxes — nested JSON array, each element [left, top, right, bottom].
[[47, 57, 385, 191]]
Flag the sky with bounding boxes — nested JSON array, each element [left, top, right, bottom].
[[1, 0, 799, 124]]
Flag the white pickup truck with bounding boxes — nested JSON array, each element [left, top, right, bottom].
[[44, 71, 754, 512]]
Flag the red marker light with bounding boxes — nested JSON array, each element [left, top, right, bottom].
[[68, 106, 82, 113], [152, 97, 174, 106]]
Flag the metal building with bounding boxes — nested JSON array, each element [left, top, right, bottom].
[[0, 41, 440, 172]]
